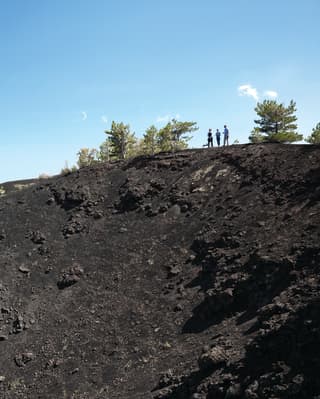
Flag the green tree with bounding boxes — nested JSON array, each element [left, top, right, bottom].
[[306, 122, 320, 144], [158, 119, 198, 152], [98, 141, 110, 162], [158, 123, 172, 152], [248, 127, 265, 143], [143, 125, 159, 155], [251, 100, 302, 143], [104, 121, 137, 160], [77, 148, 98, 168], [127, 138, 145, 158]]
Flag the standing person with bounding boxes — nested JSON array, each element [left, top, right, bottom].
[[216, 129, 221, 147], [207, 129, 213, 147], [223, 125, 229, 146]]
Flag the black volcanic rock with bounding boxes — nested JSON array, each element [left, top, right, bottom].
[[0, 144, 320, 398]]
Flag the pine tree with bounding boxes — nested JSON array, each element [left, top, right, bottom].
[[77, 148, 98, 168], [104, 121, 137, 160], [158, 119, 198, 152], [251, 100, 302, 143], [306, 122, 320, 144], [98, 141, 110, 162], [127, 138, 145, 158], [143, 125, 159, 155], [248, 127, 264, 143], [158, 123, 173, 152]]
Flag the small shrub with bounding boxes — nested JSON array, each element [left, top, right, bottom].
[[38, 173, 50, 179]]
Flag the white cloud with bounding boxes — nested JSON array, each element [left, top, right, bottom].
[[101, 115, 108, 124], [156, 115, 170, 123], [156, 113, 181, 124], [81, 111, 87, 121], [264, 90, 278, 98], [238, 84, 259, 101]]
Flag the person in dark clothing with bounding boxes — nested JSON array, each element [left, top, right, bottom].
[[216, 129, 221, 147], [207, 129, 213, 147]]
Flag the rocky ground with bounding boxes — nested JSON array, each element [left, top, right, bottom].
[[0, 143, 319, 399]]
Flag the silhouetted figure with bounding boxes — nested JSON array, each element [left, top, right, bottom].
[[223, 125, 229, 146], [216, 129, 221, 147], [207, 129, 213, 147]]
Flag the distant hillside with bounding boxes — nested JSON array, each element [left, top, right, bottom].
[[0, 144, 319, 399]]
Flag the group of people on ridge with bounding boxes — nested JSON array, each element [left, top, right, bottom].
[[207, 125, 229, 147]]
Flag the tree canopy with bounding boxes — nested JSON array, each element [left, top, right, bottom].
[[77, 148, 98, 168], [142, 125, 159, 155], [104, 121, 137, 160], [306, 122, 320, 144], [158, 119, 198, 152], [248, 127, 264, 144], [250, 100, 302, 143]]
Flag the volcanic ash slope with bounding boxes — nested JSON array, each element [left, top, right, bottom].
[[0, 144, 320, 399]]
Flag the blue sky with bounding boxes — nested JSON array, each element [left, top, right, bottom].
[[1, 0, 319, 182]]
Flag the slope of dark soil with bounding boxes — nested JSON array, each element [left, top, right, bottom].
[[0, 144, 319, 399]]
